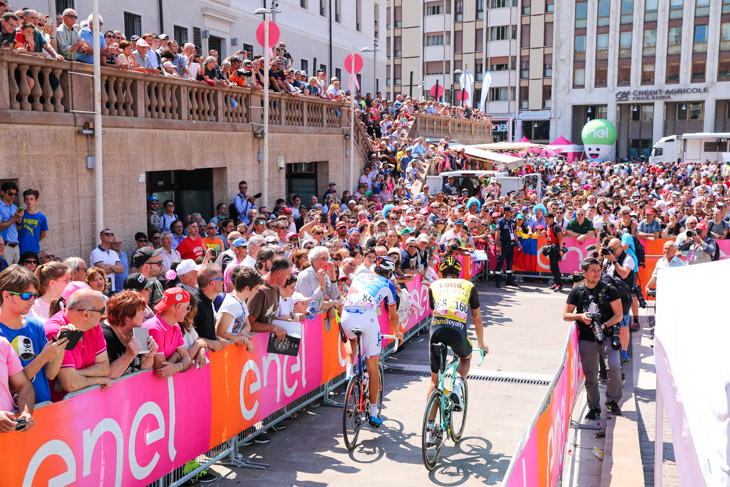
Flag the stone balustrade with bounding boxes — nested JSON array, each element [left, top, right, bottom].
[[0, 53, 491, 144]]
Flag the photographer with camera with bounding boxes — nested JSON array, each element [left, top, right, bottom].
[[677, 220, 719, 265], [564, 258, 624, 419], [544, 212, 564, 292], [602, 237, 635, 364]]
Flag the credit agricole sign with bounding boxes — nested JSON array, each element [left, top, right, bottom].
[[614, 86, 709, 101]]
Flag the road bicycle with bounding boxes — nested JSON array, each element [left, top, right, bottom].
[[421, 342, 485, 470], [342, 329, 399, 450]]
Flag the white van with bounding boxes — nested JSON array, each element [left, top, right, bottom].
[[424, 171, 543, 198], [649, 132, 730, 164]]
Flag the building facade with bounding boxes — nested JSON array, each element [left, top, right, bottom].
[[385, 0, 554, 143], [24, 0, 387, 95], [552, 0, 730, 159]]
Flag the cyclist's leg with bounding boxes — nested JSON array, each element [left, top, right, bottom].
[[341, 311, 363, 378], [360, 314, 382, 415], [454, 334, 474, 379], [427, 328, 448, 420]]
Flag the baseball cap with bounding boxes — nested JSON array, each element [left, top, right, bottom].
[[453, 219, 465, 225], [136, 39, 150, 48], [329, 181, 336, 186], [417, 234, 430, 242], [176, 259, 197, 276], [336, 221, 347, 228], [695, 220, 708, 230], [264, 235, 279, 245], [62, 281, 91, 302], [154, 287, 191, 312], [159, 34, 169, 40], [148, 195, 159, 202], [132, 247, 163, 268], [130, 35, 140, 42], [292, 292, 310, 305], [503, 205, 513, 212], [406, 237, 418, 245], [287, 232, 300, 239], [124, 273, 152, 291], [232, 238, 248, 248], [645, 208, 655, 215], [282, 207, 292, 214], [515, 213, 525, 220]]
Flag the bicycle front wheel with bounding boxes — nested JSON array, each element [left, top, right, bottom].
[[450, 378, 468, 442], [377, 361, 384, 416], [343, 376, 363, 450], [421, 389, 444, 471]]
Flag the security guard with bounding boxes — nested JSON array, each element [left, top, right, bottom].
[[495, 206, 522, 288]]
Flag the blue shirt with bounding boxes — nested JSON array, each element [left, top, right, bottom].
[[18, 211, 48, 254], [76, 28, 106, 64], [0, 200, 19, 243], [114, 250, 129, 293], [0, 318, 51, 403]]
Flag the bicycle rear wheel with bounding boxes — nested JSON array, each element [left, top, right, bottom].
[[449, 378, 468, 442], [421, 389, 444, 471], [343, 376, 363, 450]]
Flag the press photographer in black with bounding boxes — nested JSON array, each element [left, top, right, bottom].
[[563, 257, 624, 420], [601, 237, 635, 365]]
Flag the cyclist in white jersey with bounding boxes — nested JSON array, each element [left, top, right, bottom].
[[341, 256, 403, 426]]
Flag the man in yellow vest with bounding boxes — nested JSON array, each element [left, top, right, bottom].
[[427, 256, 488, 410]]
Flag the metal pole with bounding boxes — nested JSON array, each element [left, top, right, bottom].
[[263, 13, 270, 208], [373, 38, 377, 95], [409, 71, 413, 98], [93, 0, 103, 244], [654, 378, 663, 487], [349, 46, 356, 193], [435, 79, 440, 102]]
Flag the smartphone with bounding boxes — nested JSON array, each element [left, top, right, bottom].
[[322, 262, 329, 271], [56, 329, 84, 351], [132, 327, 150, 354], [320, 214, 327, 224]]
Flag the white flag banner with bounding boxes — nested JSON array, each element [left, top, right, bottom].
[[459, 71, 475, 108], [480, 70, 492, 111], [655, 259, 730, 487]]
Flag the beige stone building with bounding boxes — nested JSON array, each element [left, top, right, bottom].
[[385, 0, 554, 143]]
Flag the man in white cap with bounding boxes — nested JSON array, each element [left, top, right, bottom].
[[401, 237, 421, 275], [175, 259, 198, 295], [133, 38, 159, 74]]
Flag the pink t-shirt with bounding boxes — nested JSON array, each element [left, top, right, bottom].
[[44, 311, 107, 371], [223, 258, 243, 294], [0, 336, 23, 412], [143, 314, 184, 359]]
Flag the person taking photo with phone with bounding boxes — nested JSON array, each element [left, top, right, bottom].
[[0, 265, 69, 404]]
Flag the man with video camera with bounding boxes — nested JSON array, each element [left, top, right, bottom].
[[602, 238, 635, 365], [563, 258, 624, 420]]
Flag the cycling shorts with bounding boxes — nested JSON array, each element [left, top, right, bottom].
[[429, 326, 472, 374], [341, 309, 382, 359]]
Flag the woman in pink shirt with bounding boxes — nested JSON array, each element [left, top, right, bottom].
[[142, 287, 192, 379]]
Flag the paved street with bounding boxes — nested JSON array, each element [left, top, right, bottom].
[[211, 282, 569, 486]]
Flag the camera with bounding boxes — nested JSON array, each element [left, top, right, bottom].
[[685, 230, 695, 238], [15, 418, 26, 431], [604, 325, 621, 350], [449, 243, 459, 252], [586, 311, 604, 343], [632, 285, 647, 308], [647, 288, 656, 297], [572, 272, 585, 283], [600, 248, 613, 257]]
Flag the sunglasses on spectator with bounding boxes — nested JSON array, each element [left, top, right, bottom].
[[80, 306, 106, 314], [103, 232, 114, 236], [137, 238, 147, 243], [65, 14, 77, 18], [8, 291, 39, 300], [314, 231, 324, 235]]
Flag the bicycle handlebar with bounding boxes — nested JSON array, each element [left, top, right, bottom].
[[382, 334, 399, 353]]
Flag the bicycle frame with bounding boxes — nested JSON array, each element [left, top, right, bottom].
[[433, 344, 485, 432]]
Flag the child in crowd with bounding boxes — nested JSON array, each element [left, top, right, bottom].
[[215, 266, 263, 349]]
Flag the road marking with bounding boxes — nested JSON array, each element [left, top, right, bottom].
[[387, 363, 554, 382]]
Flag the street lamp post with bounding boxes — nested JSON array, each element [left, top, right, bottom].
[[255, 7, 271, 208], [349, 46, 356, 193], [361, 42, 377, 96], [453, 69, 462, 108]]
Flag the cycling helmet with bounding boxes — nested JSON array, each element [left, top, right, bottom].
[[439, 256, 462, 276], [374, 256, 396, 275]]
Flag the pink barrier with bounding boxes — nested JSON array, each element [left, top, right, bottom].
[[503, 325, 584, 487]]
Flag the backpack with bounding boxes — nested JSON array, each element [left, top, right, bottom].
[[229, 201, 240, 224], [600, 273, 632, 315], [631, 236, 646, 268]]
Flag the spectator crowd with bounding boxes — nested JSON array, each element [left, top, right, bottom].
[[1, 2, 728, 465]]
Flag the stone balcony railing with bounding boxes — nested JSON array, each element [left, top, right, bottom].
[[0, 53, 491, 152]]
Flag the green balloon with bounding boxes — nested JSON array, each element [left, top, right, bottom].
[[581, 119, 617, 145]]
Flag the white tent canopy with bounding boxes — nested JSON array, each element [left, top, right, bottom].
[[450, 144, 525, 170]]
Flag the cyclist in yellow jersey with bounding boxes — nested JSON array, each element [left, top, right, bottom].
[[427, 256, 488, 410]]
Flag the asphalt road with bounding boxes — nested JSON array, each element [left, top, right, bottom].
[[210, 282, 569, 486]]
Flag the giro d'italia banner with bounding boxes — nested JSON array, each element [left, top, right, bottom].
[[0, 256, 485, 487]]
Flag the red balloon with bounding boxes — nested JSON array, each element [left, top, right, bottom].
[[256, 21, 280, 48], [430, 85, 444, 98], [457, 90, 469, 101], [344, 54, 364, 74]]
